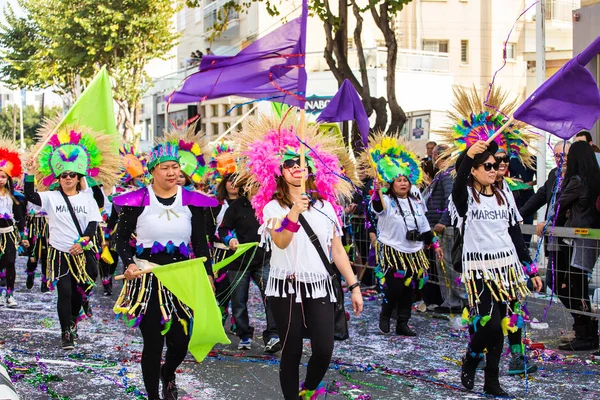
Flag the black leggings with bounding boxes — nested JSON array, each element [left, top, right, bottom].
[[0, 234, 18, 294], [381, 269, 413, 324], [54, 254, 83, 331], [139, 278, 190, 400], [269, 285, 334, 400], [468, 280, 507, 372], [99, 248, 119, 280], [26, 236, 48, 285]]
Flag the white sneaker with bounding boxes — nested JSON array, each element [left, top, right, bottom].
[[238, 338, 252, 350], [6, 296, 17, 308]]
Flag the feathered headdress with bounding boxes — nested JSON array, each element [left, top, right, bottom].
[[438, 86, 537, 169], [33, 118, 120, 190], [119, 144, 149, 186], [359, 133, 424, 187], [0, 138, 23, 179], [147, 141, 179, 171], [231, 115, 358, 222], [205, 142, 237, 194], [163, 125, 207, 183]]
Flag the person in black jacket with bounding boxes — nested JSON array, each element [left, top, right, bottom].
[[555, 141, 600, 351], [218, 183, 280, 353]]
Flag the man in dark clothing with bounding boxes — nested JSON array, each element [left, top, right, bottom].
[[218, 189, 280, 354], [421, 141, 437, 181], [422, 144, 464, 311]]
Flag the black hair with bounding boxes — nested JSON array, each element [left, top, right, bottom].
[[575, 130, 593, 143], [468, 151, 506, 206], [563, 141, 600, 198]]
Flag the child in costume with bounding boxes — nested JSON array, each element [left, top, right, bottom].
[[24, 122, 120, 350], [24, 200, 49, 294], [0, 139, 29, 307], [101, 144, 150, 296], [362, 135, 443, 336], [233, 115, 363, 400], [113, 140, 217, 400], [443, 87, 542, 395]]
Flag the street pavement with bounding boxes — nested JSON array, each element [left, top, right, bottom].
[[1, 257, 599, 400]]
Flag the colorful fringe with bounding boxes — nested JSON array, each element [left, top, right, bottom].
[[46, 246, 96, 291], [375, 243, 429, 287]]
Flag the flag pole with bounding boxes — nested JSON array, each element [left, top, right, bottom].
[[485, 116, 514, 145], [299, 108, 307, 193], [115, 257, 208, 280]]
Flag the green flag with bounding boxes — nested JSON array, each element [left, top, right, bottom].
[[271, 102, 289, 119], [151, 258, 230, 362], [59, 66, 118, 136], [213, 242, 258, 273]]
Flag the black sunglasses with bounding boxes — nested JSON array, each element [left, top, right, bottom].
[[495, 156, 509, 163], [282, 159, 301, 169], [481, 162, 499, 172], [59, 172, 78, 179]]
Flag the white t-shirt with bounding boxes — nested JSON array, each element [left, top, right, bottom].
[[261, 200, 340, 282], [499, 180, 523, 223], [0, 194, 13, 219], [38, 191, 103, 252], [373, 195, 430, 253]]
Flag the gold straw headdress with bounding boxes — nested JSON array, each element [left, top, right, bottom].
[[163, 123, 208, 184], [438, 86, 537, 170]]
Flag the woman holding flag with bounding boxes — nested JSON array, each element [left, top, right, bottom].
[[114, 140, 219, 400], [232, 116, 363, 400]]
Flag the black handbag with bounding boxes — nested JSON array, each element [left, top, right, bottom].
[[59, 191, 98, 281], [298, 215, 350, 341]]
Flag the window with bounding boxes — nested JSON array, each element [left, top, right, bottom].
[[423, 39, 448, 53], [224, 122, 231, 132], [460, 40, 469, 64], [201, 124, 207, 133], [236, 105, 244, 116], [211, 123, 219, 134], [177, 9, 186, 31], [506, 43, 516, 60], [211, 104, 219, 117]]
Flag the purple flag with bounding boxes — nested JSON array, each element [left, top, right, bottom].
[[514, 36, 600, 139], [316, 79, 370, 144], [168, 1, 307, 108]]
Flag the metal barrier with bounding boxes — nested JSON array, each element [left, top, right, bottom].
[[343, 215, 600, 318]]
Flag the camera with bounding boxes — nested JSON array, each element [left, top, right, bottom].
[[406, 229, 423, 242]]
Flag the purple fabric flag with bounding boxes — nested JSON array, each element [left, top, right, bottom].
[[168, 1, 307, 108], [316, 79, 370, 144], [514, 36, 600, 139]]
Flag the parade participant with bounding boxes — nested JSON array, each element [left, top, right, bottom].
[[233, 116, 363, 400], [218, 174, 280, 353], [113, 140, 218, 400], [556, 141, 600, 351], [24, 200, 49, 294], [442, 87, 541, 396], [493, 147, 539, 375], [24, 123, 119, 350], [0, 139, 28, 307], [100, 144, 150, 296], [362, 135, 443, 336]]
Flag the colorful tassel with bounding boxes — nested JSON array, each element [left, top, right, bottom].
[[161, 319, 172, 335], [180, 319, 189, 336]]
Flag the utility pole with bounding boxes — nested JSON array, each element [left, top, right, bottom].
[[535, 0, 547, 223], [19, 88, 25, 150]]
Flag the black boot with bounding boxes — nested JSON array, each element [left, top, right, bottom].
[[70, 318, 78, 345], [379, 313, 390, 334], [161, 365, 178, 400], [460, 351, 483, 390], [483, 366, 508, 396], [396, 303, 415, 336], [61, 330, 74, 350], [26, 270, 35, 289], [559, 323, 599, 351], [395, 323, 416, 336]]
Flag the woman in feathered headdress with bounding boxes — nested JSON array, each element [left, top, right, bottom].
[[360, 134, 442, 337], [441, 86, 542, 396], [112, 138, 220, 400], [24, 121, 120, 350], [232, 115, 363, 400], [0, 138, 29, 308]]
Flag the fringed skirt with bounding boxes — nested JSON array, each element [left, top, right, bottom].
[[113, 272, 192, 333], [0, 226, 19, 258], [26, 215, 48, 258], [461, 250, 530, 310], [375, 243, 429, 284], [46, 246, 96, 291]]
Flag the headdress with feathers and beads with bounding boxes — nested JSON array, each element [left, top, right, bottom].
[[205, 142, 237, 194], [163, 125, 207, 183], [230, 115, 359, 223], [119, 143, 149, 186], [33, 117, 120, 190], [0, 138, 22, 179]]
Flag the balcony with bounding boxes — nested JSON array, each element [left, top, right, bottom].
[[203, 0, 240, 36], [545, 0, 581, 22], [305, 47, 450, 74]]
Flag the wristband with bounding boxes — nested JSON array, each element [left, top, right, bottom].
[[347, 282, 360, 292], [74, 237, 92, 250], [522, 261, 538, 276], [275, 216, 301, 233], [223, 230, 237, 247]]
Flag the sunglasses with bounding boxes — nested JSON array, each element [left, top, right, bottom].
[[282, 159, 301, 169], [481, 162, 499, 172], [495, 156, 509, 163], [59, 172, 78, 179]]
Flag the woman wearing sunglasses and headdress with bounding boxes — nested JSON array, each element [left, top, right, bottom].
[[232, 116, 363, 400], [362, 135, 443, 337], [443, 87, 542, 396], [24, 123, 119, 350]]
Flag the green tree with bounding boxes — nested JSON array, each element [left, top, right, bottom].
[[0, 104, 62, 147], [1, 0, 181, 138], [189, 0, 412, 150]]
